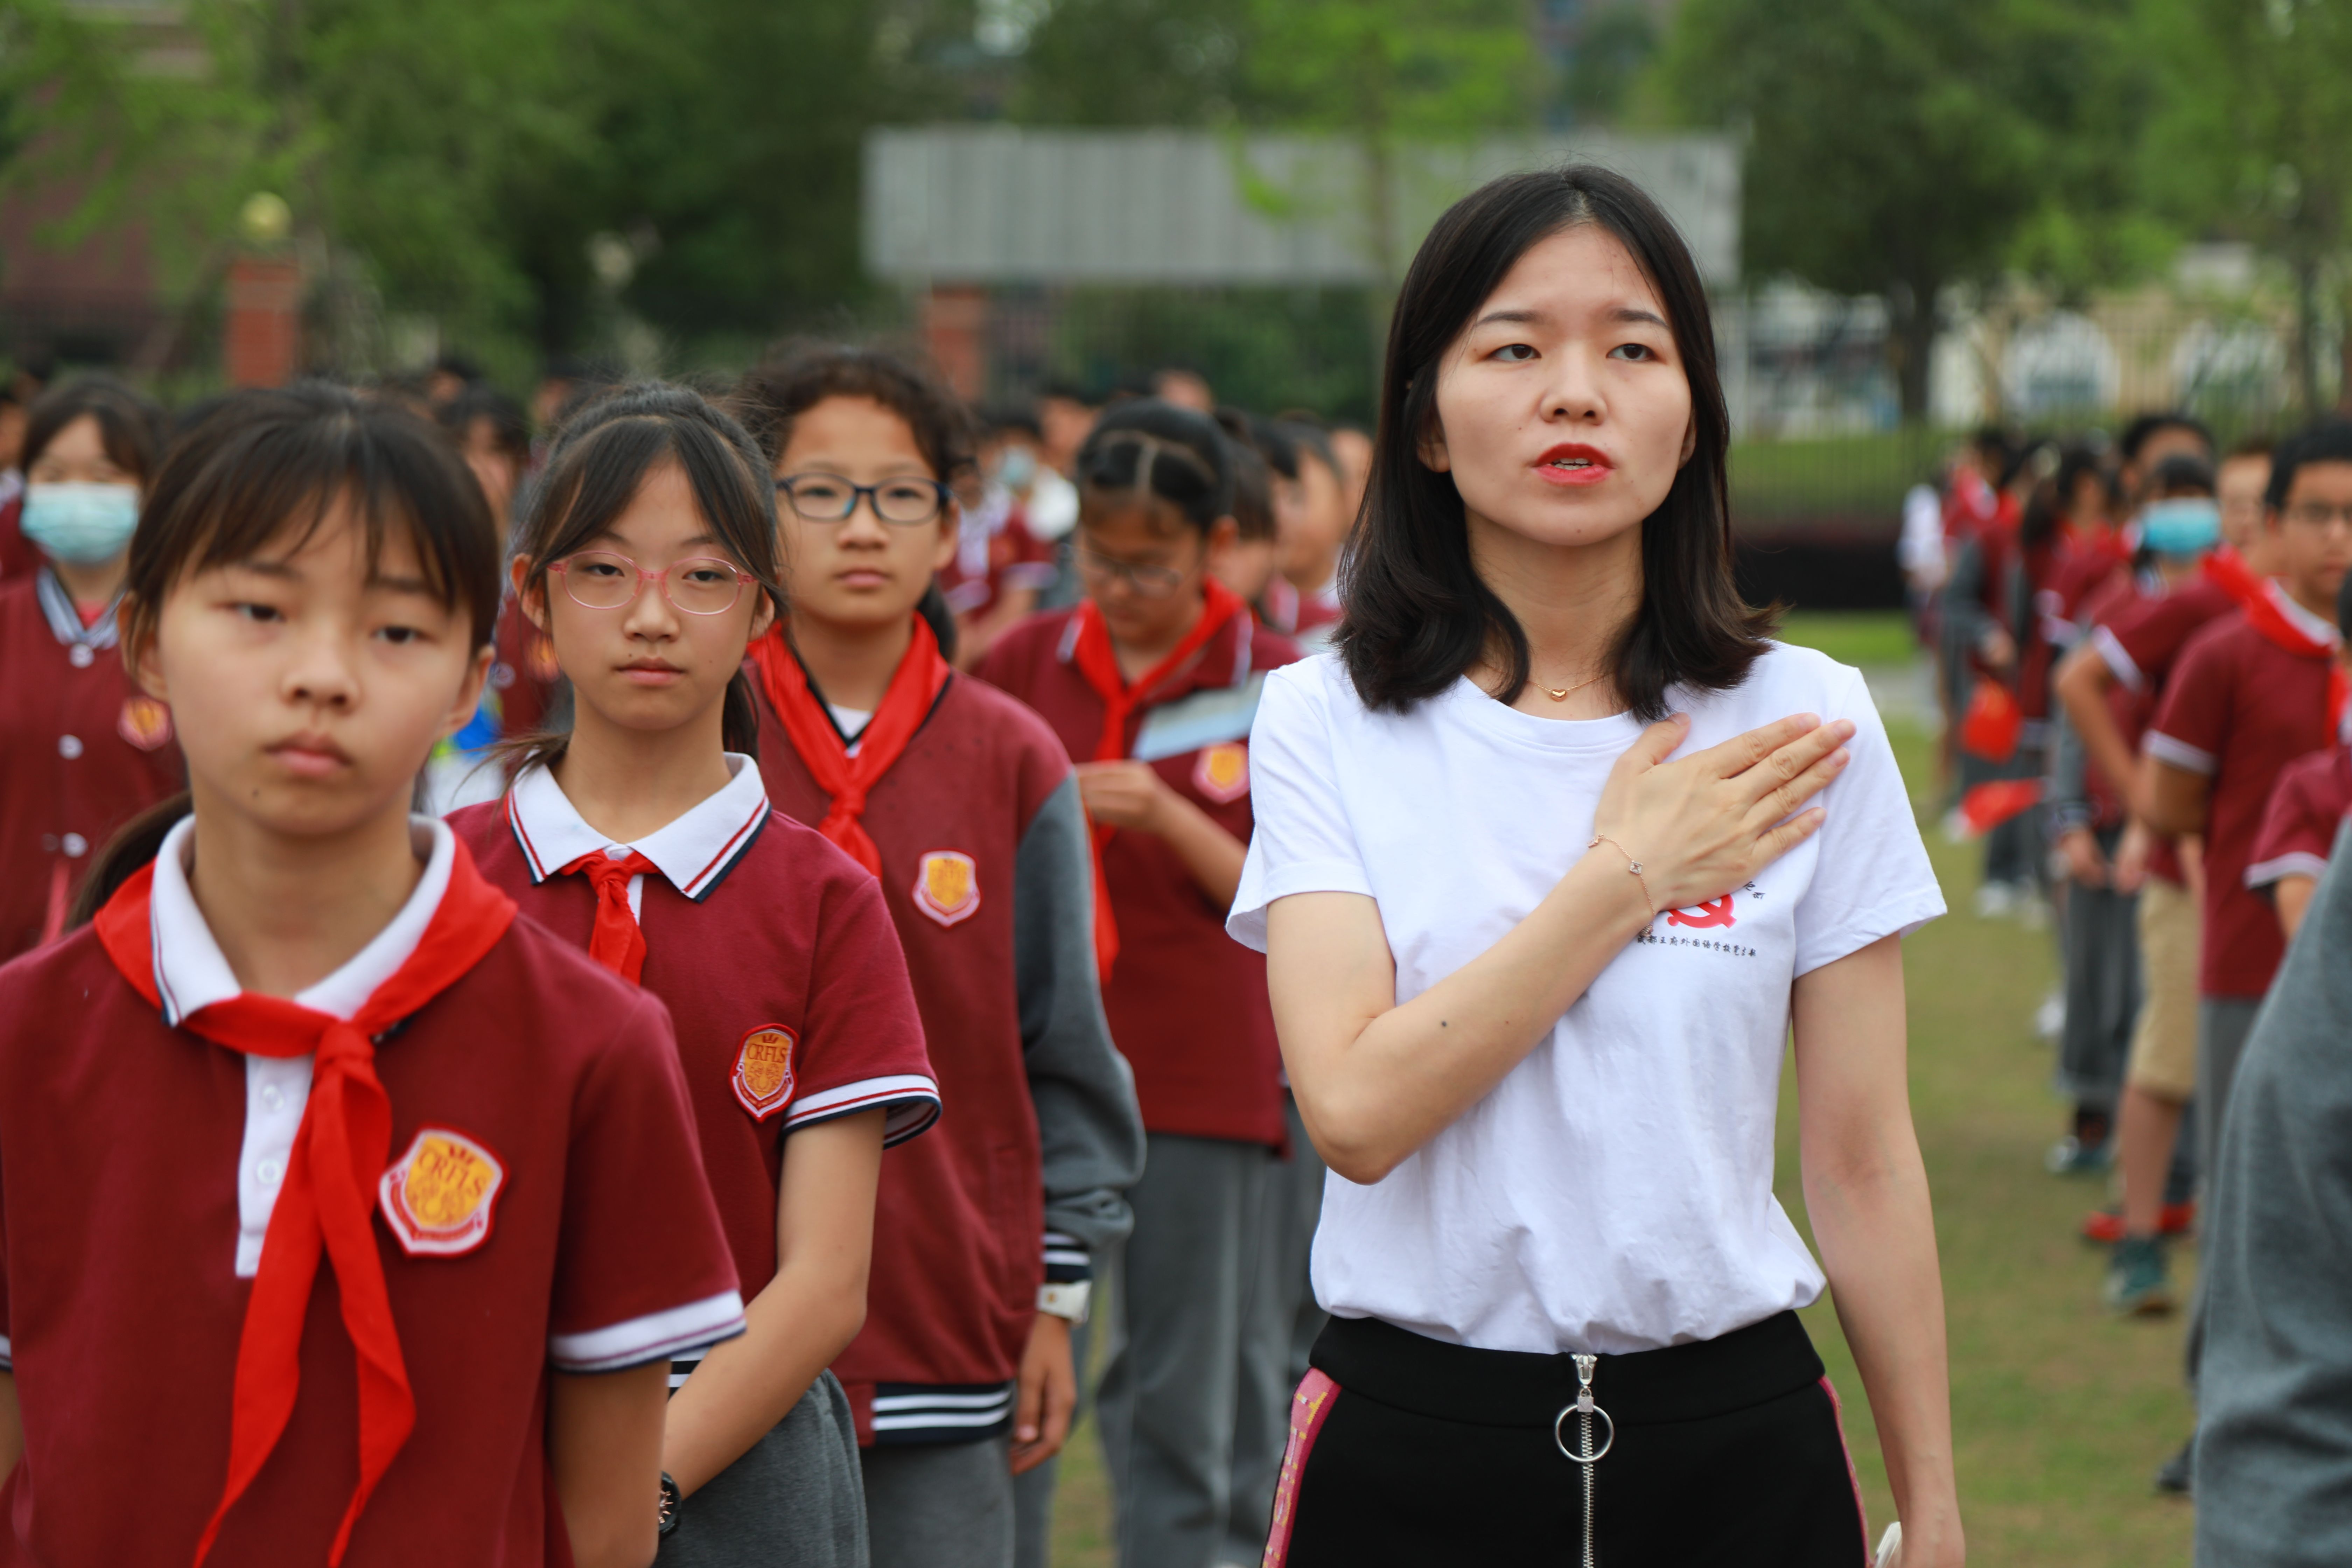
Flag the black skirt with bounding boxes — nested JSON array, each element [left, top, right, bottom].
[[1264, 1312, 1869, 1568]]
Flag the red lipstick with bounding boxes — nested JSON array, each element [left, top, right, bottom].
[[1534, 443, 1614, 488]]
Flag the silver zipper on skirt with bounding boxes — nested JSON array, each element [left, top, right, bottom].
[[1554, 1353, 1614, 1568]]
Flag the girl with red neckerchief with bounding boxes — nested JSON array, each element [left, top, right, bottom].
[[729, 345, 1143, 1568], [0, 384, 743, 1568], [448, 383, 941, 1568], [975, 399, 1302, 1568]]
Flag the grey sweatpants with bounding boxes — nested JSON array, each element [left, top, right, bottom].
[[863, 1434, 1015, 1568], [1097, 1132, 1270, 1568], [1223, 1096, 1328, 1566], [659, 1369, 868, 1568], [2056, 831, 2140, 1113]]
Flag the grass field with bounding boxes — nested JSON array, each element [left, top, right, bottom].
[[1046, 667, 2199, 1566]]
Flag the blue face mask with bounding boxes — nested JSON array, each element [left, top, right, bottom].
[[994, 446, 1037, 491], [2140, 497, 2220, 558], [21, 482, 140, 565]]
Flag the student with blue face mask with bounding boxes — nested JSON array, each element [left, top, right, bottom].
[[0, 375, 183, 955]]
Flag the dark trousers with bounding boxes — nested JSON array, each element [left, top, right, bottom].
[[1270, 1314, 1867, 1568]]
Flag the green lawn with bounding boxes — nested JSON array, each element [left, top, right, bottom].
[[1778, 609, 1920, 670], [1048, 719, 2198, 1566]]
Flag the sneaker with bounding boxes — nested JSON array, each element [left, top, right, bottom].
[[1974, 880, 2019, 918], [2080, 1202, 2196, 1245], [2105, 1236, 2175, 1315], [2046, 1135, 2111, 1175], [2153, 1436, 2194, 1496]]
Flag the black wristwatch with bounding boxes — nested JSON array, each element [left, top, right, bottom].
[[657, 1471, 682, 1536]]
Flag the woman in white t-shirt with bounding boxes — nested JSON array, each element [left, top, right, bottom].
[[1230, 167, 1962, 1568]]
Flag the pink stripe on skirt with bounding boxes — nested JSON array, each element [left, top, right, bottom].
[[1818, 1374, 1872, 1567], [1259, 1369, 1342, 1568]]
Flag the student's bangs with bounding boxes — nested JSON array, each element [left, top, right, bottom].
[[732, 341, 975, 482], [514, 383, 783, 619], [23, 373, 169, 483], [1340, 164, 1773, 719], [124, 384, 499, 651]]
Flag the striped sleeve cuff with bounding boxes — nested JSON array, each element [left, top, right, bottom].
[[1042, 1229, 1092, 1284], [2144, 731, 2217, 775], [784, 1074, 943, 1147], [2246, 851, 2329, 889], [549, 1288, 747, 1373], [2091, 625, 2144, 692], [0, 1333, 12, 1371]]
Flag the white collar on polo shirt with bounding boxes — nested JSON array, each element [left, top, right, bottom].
[[2268, 576, 2344, 648], [145, 812, 457, 1279], [505, 752, 769, 907], [149, 813, 456, 1026]]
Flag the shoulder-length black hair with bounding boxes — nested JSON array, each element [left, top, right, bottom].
[[1339, 164, 1772, 719], [502, 382, 785, 774]]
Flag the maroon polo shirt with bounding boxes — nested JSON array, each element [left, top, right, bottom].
[[978, 606, 1297, 1149], [0, 881, 741, 1565], [2149, 612, 2337, 997], [2246, 742, 2352, 892], [2095, 574, 2240, 885], [452, 764, 937, 1301], [0, 572, 183, 957], [757, 670, 1074, 1432]]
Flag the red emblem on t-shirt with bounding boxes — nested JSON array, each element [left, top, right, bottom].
[[1193, 743, 1250, 804], [912, 849, 981, 927], [377, 1127, 505, 1257], [733, 1025, 798, 1119], [118, 695, 173, 752], [1665, 896, 1736, 929]]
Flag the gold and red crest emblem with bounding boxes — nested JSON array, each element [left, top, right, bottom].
[[117, 695, 173, 752], [1192, 743, 1250, 804], [733, 1025, 798, 1119], [377, 1127, 505, 1257], [528, 633, 562, 684], [912, 849, 981, 927]]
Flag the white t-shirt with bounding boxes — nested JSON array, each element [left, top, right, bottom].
[[1227, 643, 1944, 1355]]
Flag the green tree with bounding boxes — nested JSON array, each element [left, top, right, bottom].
[[2142, 0, 2352, 413], [1660, 0, 2159, 420]]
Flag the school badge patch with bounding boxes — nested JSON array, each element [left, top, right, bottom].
[[733, 1025, 798, 1119], [912, 849, 981, 928], [1192, 743, 1250, 804], [528, 633, 562, 684], [377, 1127, 505, 1258], [117, 695, 173, 752]]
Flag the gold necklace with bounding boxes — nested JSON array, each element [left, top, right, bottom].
[[1540, 670, 1609, 703]]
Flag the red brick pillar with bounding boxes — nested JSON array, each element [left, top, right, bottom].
[[224, 257, 302, 387], [922, 284, 989, 401]]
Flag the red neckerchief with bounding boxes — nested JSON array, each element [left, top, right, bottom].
[[750, 614, 952, 880], [94, 838, 516, 1568], [557, 849, 658, 982], [2205, 553, 2350, 729], [1066, 577, 1248, 979]]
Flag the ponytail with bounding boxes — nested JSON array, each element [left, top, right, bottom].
[[722, 667, 763, 756], [916, 581, 959, 666], [67, 790, 193, 930]]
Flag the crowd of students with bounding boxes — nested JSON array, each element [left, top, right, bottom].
[[1905, 407, 2352, 1500], [0, 341, 1378, 1568]]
